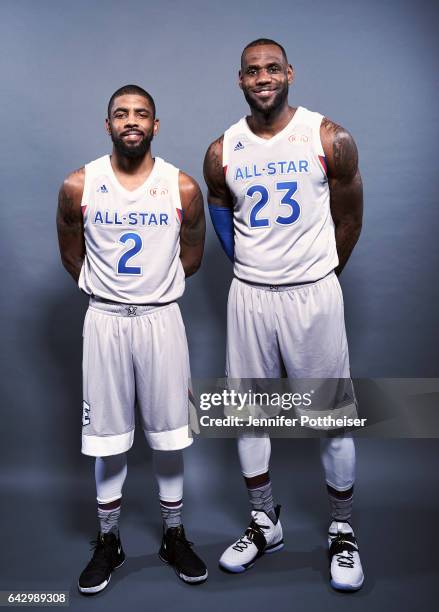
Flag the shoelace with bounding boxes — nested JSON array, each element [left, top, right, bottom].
[[330, 533, 357, 569], [167, 528, 195, 557], [85, 536, 115, 569], [233, 520, 269, 552], [174, 533, 194, 549]]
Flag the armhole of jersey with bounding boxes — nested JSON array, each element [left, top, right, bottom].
[[175, 167, 184, 224], [312, 112, 327, 177], [221, 131, 229, 177], [80, 164, 91, 223]]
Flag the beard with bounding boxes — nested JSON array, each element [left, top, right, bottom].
[[111, 129, 154, 159], [243, 80, 289, 116]]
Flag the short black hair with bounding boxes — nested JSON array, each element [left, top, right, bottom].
[[107, 85, 156, 119], [241, 38, 288, 67]]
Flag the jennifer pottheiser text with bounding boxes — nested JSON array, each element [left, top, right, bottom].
[[199, 415, 367, 428]]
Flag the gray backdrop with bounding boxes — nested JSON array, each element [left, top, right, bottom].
[[1, 1, 438, 611]]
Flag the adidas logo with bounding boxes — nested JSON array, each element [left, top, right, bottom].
[[234, 141, 244, 151], [97, 184, 108, 193]]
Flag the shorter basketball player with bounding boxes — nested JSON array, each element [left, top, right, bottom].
[[57, 85, 207, 593]]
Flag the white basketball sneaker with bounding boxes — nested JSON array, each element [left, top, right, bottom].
[[219, 505, 284, 573], [328, 521, 364, 591]]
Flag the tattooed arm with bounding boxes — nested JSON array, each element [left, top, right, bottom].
[[178, 172, 206, 277], [203, 135, 233, 209], [321, 118, 363, 275], [203, 135, 235, 261], [56, 168, 86, 283]]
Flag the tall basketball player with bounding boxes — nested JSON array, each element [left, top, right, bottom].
[[204, 40, 364, 591], [57, 85, 207, 593]]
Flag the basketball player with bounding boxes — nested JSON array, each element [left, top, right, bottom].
[[57, 85, 207, 593], [204, 40, 364, 591]]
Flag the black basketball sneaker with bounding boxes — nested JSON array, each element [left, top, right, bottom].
[[159, 525, 208, 584], [78, 531, 125, 595]]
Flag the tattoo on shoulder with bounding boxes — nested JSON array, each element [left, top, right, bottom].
[[322, 118, 358, 178], [207, 135, 224, 176]]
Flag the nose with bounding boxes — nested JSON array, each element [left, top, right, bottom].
[[125, 111, 139, 125], [255, 69, 272, 85]]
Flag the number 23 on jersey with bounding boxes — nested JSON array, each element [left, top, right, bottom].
[[247, 181, 300, 228]]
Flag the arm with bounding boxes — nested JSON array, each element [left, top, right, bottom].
[[321, 118, 363, 275], [178, 172, 206, 277], [203, 135, 235, 262], [56, 168, 86, 283]]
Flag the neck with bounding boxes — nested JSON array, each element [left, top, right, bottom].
[[110, 148, 154, 175], [247, 104, 296, 138]]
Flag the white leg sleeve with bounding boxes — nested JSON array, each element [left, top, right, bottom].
[[153, 449, 184, 502], [95, 453, 128, 504], [320, 435, 356, 491], [237, 435, 271, 478]]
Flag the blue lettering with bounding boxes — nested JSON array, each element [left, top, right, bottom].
[[278, 161, 287, 173], [287, 160, 297, 173], [128, 212, 137, 225], [149, 213, 158, 226], [94, 211, 103, 224], [114, 212, 123, 225], [244, 166, 253, 179], [267, 162, 276, 175], [104, 211, 113, 224], [139, 212, 148, 225], [299, 160, 309, 172], [253, 164, 262, 177], [160, 213, 169, 225], [235, 167, 244, 180]]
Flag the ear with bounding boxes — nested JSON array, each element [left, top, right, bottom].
[[153, 118, 160, 136], [105, 118, 111, 135], [238, 69, 243, 90], [287, 64, 294, 86]]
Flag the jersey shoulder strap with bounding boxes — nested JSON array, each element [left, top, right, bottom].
[[298, 107, 325, 156], [222, 118, 247, 168], [82, 155, 109, 207]]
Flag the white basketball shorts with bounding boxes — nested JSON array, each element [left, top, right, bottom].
[[81, 298, 193, 457], [226, 272, 351, 379]]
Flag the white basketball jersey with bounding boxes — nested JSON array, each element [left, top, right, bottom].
[[223, 106, 338, 284], [78, 155, 185, 304]]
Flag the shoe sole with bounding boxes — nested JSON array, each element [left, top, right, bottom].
[[78, 559, 125, 595], [159, 553, 208, 584], [330, 576, 364, 592], [219, 540, 284, 573]]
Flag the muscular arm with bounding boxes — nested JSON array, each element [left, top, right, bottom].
[[203, 135, 233, 209], [56, 168, 85, 283], [321, 118, 363, 275], [179, 172, 205, 277], [203, 136, 235, 261]]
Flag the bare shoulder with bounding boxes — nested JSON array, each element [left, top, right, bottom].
[[203, 134, 224, 182], [60, 167, 85, 203], [178, 171, 203, 213], [320, 117, 358, 179], [178, 171, 202, 199]]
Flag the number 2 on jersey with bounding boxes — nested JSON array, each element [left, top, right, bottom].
[[248, 181, 300, 228], [117, 232, 143, 275]]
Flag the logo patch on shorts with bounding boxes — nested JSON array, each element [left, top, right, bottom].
[[82, 401, 91, 426]]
